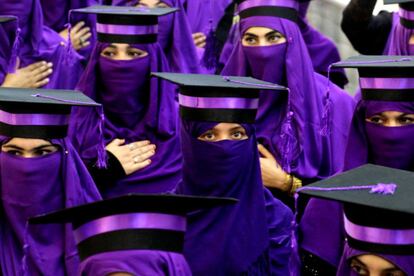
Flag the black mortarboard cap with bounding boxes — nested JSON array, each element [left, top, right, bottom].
[[299, 164, 414, 255], [332, 55, 414, 101], [152, 72, 287, 123], [0, 87, 100, 139], [30, 193, 237, 261], [71, 5, 177, 44]]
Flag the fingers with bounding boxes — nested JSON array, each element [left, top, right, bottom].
[[131, 144, 156, 156], [258, 144, 275, 160], [110, 138, 126, 147], [132, 148, 155, 164], [132, 159, 152, 171], [193, 32, 207, 48], [33, 78, 50, 88], [77, 26, 91, 38], [23, 61, 48, 72], [71, 21, 86, 33]]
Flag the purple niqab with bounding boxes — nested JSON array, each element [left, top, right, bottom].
[[69, 42, 182, 197], [0, 139, 101, 276], [0, 0, 84, 89], [337, 244, 414, 276], [222, 14, 355, 179], [176, 121, 292, 275], [111, 0, 200, 73], [80, 250, 191, 276]]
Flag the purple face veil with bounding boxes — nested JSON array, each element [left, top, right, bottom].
[[69, 42, 182, 197], [221, 5, 355, 180], [176, 121, 292, 275], [80, 250, 191, 276], [0, 0, 85, 90], [337, 244, 414, 276], [111, 0, 200, 73], [0, 138, 101, 275]]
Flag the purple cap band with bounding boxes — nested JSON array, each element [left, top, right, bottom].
[[359, 77, 414, 89], [344, 215, 414, 245], [238, 0, 294, 11], [399, 8, 414, 21], [74, 213, 187, 244], [96, 23, 158, 35], [0, 110, 69, 126], [179, 94, 259, 109]]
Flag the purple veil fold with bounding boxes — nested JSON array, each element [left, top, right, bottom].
[[337, 244, 414, 275], [176, 121, 292, 275], [80, 250, 191, 276], [0, 16, 18, 83], [69, 42, 182, 197], [111, 0, 200, 73], [0, 0, 84, 89], [0, 138, 101, 276], [221, 15, 355, 179], [383, 12, 413, 55]]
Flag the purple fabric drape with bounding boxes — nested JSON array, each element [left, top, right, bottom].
[[0, 17, 18, 83], [80, 250, 191, 276], [176, 122, 292, 275], [383, 12, 414, 55], [0, 0, 85, 89], [0, 138, 101, 276], [111, 0, 200, 73], [69, 42, 182, 197]]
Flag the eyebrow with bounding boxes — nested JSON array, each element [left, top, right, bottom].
[[265, 30, 281, 37], [350, 258, 367, 268], [229, 126, 245, 132], [243, 32, 259, 38]]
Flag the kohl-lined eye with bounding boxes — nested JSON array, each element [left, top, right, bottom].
[[3, 150, 22, 156], [366, 115, 384, 124], [243, 36, 258, 45], [101, 50, 117, 57], [350, 263, 368, 275], [398, 116, 414, 125]]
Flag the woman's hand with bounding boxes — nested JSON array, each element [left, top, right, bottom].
[[192, 32, 207, 48], [1, 59, 53, 88], [258, 144, 291, 192], [106, 139, 156, 175], [65, 21, 92, 50]]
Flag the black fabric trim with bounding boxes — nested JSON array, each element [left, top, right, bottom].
[[97, 14, 157, 26], [359, 68, 414, 78], [87, 151, 126, 193], [77, 229, 184, 260], [0, 103, 70, 114], [0, 122, 67, 139], [180, 106, 257, 123], [239, 6, 298, 23], [179, 87, 259, 98], [400, 17, 414, 29], [361, 89, 414, 101], [347, 235, 414, 255], [97, 33, 157, 44]]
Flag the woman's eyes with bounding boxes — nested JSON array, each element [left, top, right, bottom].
[[34, 149, 54, 156], [4, 150, 22, 156], [102, 50, 116, 57], [398, 116, 414, 125], [199, 132, 215, 141], [268, 34, 283, 43], [231, 131, 247, 140], [243, 36, 258, 45], [350, 264, 369, 275], [367, 116, 384, 124], [128, 51, 145, 57]]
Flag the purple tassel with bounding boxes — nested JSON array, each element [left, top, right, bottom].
[[201, 29, 219, 70], [296, 182, 398, 195], [320, 65, 333, 136], [7, 27, 21, 73], [280, 110, 296, 173], [96, 106, 108, 169], [369, 183, 397, 195], [289, 192, 302, 276]]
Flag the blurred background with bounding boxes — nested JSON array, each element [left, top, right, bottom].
[[307, 0, 398, 93]]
